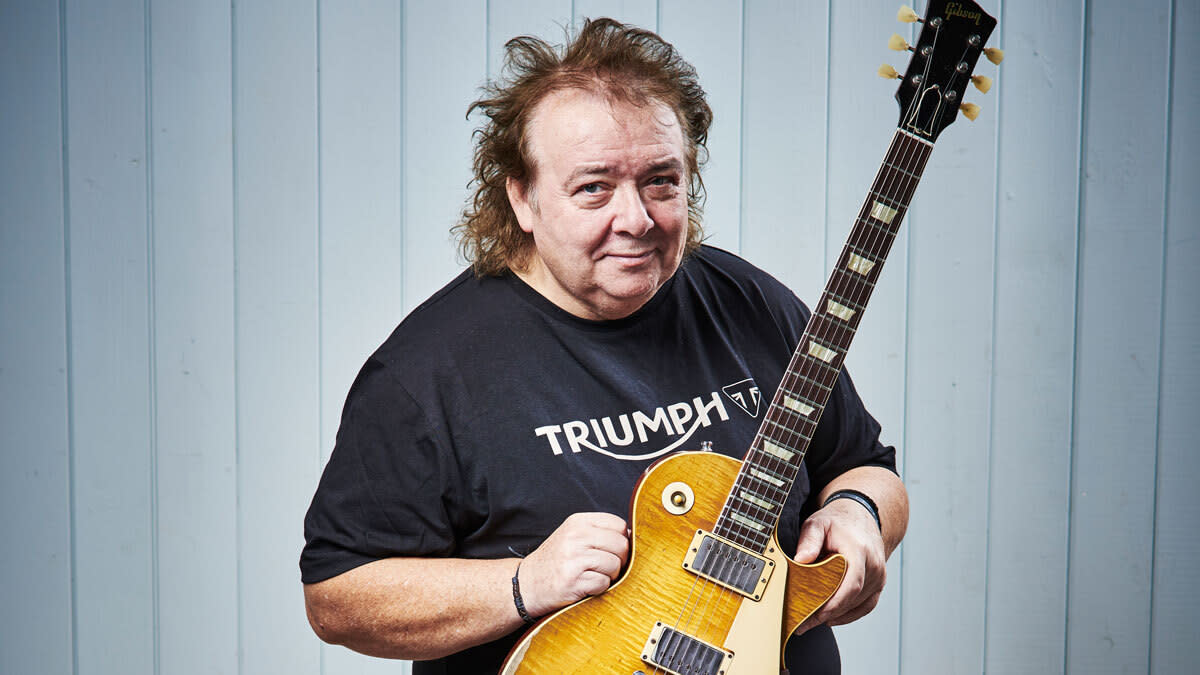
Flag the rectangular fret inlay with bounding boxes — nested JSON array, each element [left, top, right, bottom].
[[730, 512, 766, 532], [782, 395, 816, 416], [870, 201, 899, 224], [750, 468, 785, 487], [807, 341, 838, 363], [740, 491, 777, 511], [826, 299, 856, 321], [847, 252, 876, 276], [761, 440, 795, 461]]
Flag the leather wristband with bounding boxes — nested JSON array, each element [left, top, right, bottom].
[[823, 489, 882, 532], [511, 562, 536, 625]]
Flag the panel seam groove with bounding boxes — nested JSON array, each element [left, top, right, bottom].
[[59, 0, 79, 671], [1146, 1, 1176, 670], [1063, 0, 1091, 671]]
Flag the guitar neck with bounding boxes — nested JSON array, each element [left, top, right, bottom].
[[713, 128, 934, 553]]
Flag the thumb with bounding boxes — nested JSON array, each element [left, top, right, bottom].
[[793, 517, 828, 563]]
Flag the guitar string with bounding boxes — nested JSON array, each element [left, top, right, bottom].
[[713, 129, 925, 554], [652, 18, 948, 668], [648, 131, 929, 673]]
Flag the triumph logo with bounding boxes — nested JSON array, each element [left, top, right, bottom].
[[532, 378, 762, 461], [533, 390, 732, 461], [722, 378, 761, 418]]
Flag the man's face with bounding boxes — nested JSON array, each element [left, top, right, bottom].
[[507, 88, 690, 321]]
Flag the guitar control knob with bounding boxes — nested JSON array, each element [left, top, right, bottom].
[[662, 481, 695, 515]]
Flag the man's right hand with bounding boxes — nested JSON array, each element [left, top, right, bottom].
[[516, 512, 630, 618]]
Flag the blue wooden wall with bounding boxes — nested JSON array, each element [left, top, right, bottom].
[[1, 1, 1196, 673]]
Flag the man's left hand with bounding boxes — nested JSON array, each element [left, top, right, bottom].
[[792, 497, 887, 628]]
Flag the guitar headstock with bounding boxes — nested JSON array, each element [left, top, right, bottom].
[[883, 1, 999, 141]]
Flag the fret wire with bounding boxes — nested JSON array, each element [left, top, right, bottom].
[[808, 311, 861, 335], [824, 289, 866, 313], [760, 416, 814, 447], [873, 169, 920, 201], [847, 228, 898, 256], [765, 401, 820, 430], [881, 159, 920, 181], [733, 473, 790, 505], [781, 370, 837, 398]]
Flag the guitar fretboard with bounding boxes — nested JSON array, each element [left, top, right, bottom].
[[712, 129, 933, 553]]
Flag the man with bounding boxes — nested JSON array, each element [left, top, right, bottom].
[[301, 18, 907, 674]]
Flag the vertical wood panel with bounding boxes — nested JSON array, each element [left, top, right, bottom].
[[401, 0, 487, 311], [826, 2, 908, 670], [64, 1, 156, 672], [317, 1, 406, 672], [985, 2, 1082, 672], [233, 1, 321, 674], [899, 0, 1001, 670], [149, 1, 238, 672], [740, 0, 828, 298], [573, 0, 658, 31], [0, 3, 73, 674], [1068, 0, 1171, 672], [1150, 1, 1200, 671], [657, 0, 742, 253]]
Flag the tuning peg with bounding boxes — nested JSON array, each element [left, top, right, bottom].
[[878, 64, 902, 80], [897, 5, 920, 23], [889, 33, 911, 51], [959, 102, 981, 121], [971, 74, 992, 93], [984, 47, 1005, 65]]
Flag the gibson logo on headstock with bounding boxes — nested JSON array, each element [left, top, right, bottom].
[[945, 2, 983, 25]]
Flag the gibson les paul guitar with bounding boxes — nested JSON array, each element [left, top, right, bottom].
[[502, 3, 1001, 672]]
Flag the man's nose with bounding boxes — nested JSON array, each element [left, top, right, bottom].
[[610, 184, 654, 236]]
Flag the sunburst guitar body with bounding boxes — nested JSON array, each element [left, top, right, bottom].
[[501, 451, 847, 674]]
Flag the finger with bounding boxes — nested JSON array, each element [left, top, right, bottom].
[[793, 517, 829, 564], [589, 528, 631, 559], [578, 569, 615, 596], [587, 549, 624, 581], [815, 564, 865, 624], [827, 590, 882, 627], [587, 512, 629, 534]]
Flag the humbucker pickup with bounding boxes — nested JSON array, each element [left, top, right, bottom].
[[681, 530, 774, 600], [641, 622, 733, 675]]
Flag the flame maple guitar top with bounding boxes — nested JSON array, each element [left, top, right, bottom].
[[501, 451, 847, 674]]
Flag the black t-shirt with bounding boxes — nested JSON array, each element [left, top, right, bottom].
[[301, 245, 895, 674]]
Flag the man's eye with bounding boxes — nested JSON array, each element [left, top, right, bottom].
[[649, 176, 676, 187], [580, 183, 602, 194]]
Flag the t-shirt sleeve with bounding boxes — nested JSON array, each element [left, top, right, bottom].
[[300, 356, 462, 584]]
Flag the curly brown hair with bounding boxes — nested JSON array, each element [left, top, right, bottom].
[[455, 17, 713, 276]]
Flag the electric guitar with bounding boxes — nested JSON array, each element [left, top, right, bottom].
[[502, 3, 1000, 672]]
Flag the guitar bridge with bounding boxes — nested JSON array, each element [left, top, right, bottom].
[[641, 622, 733, 675], [681, 530, 773, 600]]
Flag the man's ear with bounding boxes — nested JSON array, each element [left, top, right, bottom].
[[506, 176, 535, 234]]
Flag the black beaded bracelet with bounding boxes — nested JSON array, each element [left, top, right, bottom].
[[511, 563, 536, 625], [823, 489, 882, 532]]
